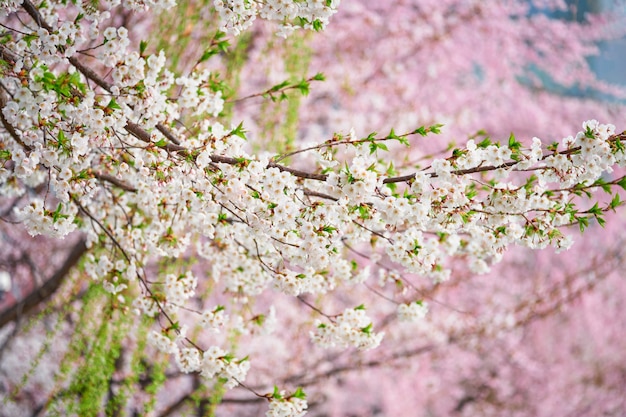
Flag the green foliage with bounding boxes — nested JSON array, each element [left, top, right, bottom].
[[143, 357, 168, 414], [609, 193, 622, 211], [33, 68, 86, 99], [258, 32, 313, 154], [292, 386, 306, 400], [154, 0, 218, 72], [4, 307, 66, 407], [56, 285, 127, 417], [198, 31, 230, 64], [46, 283, 107, 414], [108, 316, 151, 417], [9, 272, 167, 417], [221, 31, 253, 119], [0, 149, 12, 160], [272, 385, 283, 399], [508, 132, 522, 160], [230, 121, 247, 140]]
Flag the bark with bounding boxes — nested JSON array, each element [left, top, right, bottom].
[[0, 239, 87, 328]]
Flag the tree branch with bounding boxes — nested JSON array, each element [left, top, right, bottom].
[[0, 238, 87, 328]]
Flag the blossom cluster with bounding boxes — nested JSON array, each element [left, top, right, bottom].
[[310, 306, 384, 350], [267, 397, 308, 417], [397, 301, 429, 322], [148, 331, 250, 387], [215, 0, 341, 37]]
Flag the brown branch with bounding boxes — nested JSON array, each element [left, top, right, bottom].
[[156, 123, 181, 145], [282, 343, 437, 388], [93, 171, 137, 192], [21, 0, 53, 32], [16, 0, 626, 190], [303, 189, 339, 201], [0, 238, 87, 328], [383, 133, 626, 184]]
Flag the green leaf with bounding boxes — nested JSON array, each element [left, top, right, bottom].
[[217, 213, 228, 224], [459, 210, 476, 224], [295, 16, 309, 28], [523, 175, 536, 192], [609, 194, 622, 211], [596, 215, 606, 227], [269, 80, 290, 93], [369, 141, 388, 154], [477, 137, 492, 148], [57, 130, 69, 149], [361, 323, 373, 334], [312, 19, 323, 31], [292, 387, 306, 400], [217, 39, 229, 54], [320, 225, 337, 234], [52, 202, 65, 223], [253, 314, 266, 325], [363, 132, 377, 141], [429, 123, 444, 134], [139, 40, 148, 55], [357, 204, 370, 219], [593, 178, 611, 194], [465, 185, 477, 200], [106, 99, 121, 110], [494, 226, 507, 236], [230, 122, 247, 140], [452, 148, 465, 158], [199, 49, 216, 63], [587, 202, 602, 216], [613, 137, 624, 153], [23, 33, 37, 47], [386, 128, 399, 140], [413, 126, 428, 136], [508, 132, 521, 150], [547, 142, 559, 152], [73, 169, 90, 180], [296, 80, 310, 96]]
